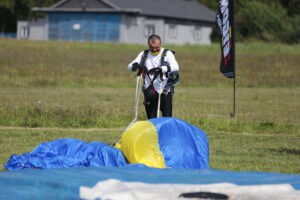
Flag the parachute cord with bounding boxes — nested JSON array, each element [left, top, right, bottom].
[[113, 76, 142, 146], [157, 80, 163, 118], [130, 76, 142, 129], [124, 75, 142, 131], [112, 76, 142, 145]]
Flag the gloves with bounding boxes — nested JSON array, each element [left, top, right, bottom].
[[163, 85, 172, 95], [148, 66, 171, 79], [132, 62, 142, 72], [148, 67, 161, 75], [148, 66, 170, 75]]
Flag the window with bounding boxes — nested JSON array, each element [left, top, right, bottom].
[[20, 26, 29, 39], [144, 24, 155, 36], [131, 17, 140, 26], [193, 26, 202, 40], [73, 23, 81, 30], [168, 24, 177, 38]]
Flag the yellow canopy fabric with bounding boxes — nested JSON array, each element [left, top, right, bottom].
[[115, 121, 166, 168]]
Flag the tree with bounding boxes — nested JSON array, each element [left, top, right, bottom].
[[238, 1, 286, 41], [199, 0, 300, 43], [279, 0, 300, 16], [0, 0, 59, 33]]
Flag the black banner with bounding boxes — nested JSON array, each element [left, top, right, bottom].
[[216, 0, 235, 78]]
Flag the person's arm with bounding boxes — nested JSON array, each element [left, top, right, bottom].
[[128, 51, 144, 72], [161, 51, 179, 73]]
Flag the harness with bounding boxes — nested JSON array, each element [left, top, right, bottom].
[[140, 49, 178, 90], [139, 49, 179, 103]]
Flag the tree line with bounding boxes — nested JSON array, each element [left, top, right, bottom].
[[0, 0, 299, 43], [0, 0, 57, 33], [199, 0, 300, 43]]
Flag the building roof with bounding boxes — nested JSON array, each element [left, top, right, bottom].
[[32, 0, 216, 23]]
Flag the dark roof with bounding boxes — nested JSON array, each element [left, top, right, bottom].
[[32, 0, 216, 23], [58, 0, 112, 9]]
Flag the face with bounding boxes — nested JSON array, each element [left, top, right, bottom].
[[148, 40, 161, 53]]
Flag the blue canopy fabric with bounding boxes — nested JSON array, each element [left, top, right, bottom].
[[0, 167, 299, 200], [149, 117, 209, 169], [5, 139, 127, 171]]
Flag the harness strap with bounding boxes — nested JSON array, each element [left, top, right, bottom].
[[142, 49, 175, 89], [140, 49, 149, 66], [160, 49, 169, 68]]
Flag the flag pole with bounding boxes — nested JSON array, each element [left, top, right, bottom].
[[231, 0, 236, 118], [230, 76, 236, 118], [217, 0, 236, 118]]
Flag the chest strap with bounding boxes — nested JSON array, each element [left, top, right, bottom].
[[141, 49, 175, 86]]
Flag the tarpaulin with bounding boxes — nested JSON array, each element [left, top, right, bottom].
[[0, 167, 300, 200], [80, 179, 300, 200]]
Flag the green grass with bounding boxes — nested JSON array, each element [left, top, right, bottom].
[[0, 39, 299, 88], [209, 130, 300, 174], [1, 127, 299, 173], [0, 87, 299, 129], [0, 39, 299, 173]]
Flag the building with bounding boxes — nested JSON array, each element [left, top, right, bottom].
[[17, 0, 216, 45]]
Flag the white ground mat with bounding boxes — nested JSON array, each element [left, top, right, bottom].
[[80, 179, 300, 200]]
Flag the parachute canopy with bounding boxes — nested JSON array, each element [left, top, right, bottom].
[[5, 139, 127, 171], [5, 117, 209, 170], [116, 117, 209, 169]]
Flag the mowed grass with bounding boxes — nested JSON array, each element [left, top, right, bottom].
[[0, 39, 299, 88], [0, 87, 299, 131], [0, 39, 299, 173], [1, 127, 299, 173]]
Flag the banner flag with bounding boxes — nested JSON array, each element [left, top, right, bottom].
[[216, 0, 235, 78]]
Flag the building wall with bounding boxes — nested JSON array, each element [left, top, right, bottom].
[[29, 18, 48, 40], [120, 15, 212, 45], [119, 16, 164, 45], [163, 23, 212, 45], [17, 13, 212, 45], [17, 21, 30, 39], [17, 18, 48, 40], [48, 13, 121, 42]]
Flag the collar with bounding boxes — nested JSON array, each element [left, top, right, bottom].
[[150, 47, 163, 56]]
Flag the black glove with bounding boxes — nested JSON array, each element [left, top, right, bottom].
[[132, 62, 142, 72], [163, 85, 172, 95], [148, 67, 161, 75]]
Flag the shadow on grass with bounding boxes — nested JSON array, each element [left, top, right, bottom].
[[268, 147, 300, 155]]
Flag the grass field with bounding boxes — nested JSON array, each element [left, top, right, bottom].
[[0, 39, 299, 172]]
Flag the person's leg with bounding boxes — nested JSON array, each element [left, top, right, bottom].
[[160, 92, 173, 117], [143, 93, 158, 119]]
